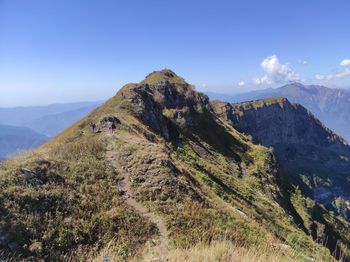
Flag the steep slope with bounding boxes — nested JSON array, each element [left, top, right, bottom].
[[210, 83, 350, 142], [212, 98, 350, 221], [0, 125, 49, 159], [0, 70, 349, 261]]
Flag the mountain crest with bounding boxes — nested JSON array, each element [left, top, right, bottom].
[[107, 70, 209, 141], [1, 70, 350, 261], [233, 97, 290, 110], [212, 97, 347, 147], [141, 69, 187, 86]]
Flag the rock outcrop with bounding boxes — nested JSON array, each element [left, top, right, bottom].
[[212, 97, 350, 220], [116, 69, 209, 140]]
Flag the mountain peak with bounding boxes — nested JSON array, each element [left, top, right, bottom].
[[280, 82, 307, 90], [141, 69, 187, 86], [288, 82, 305, 87]]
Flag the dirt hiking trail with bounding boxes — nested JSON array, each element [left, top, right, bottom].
[[106, 144, 169, 261]]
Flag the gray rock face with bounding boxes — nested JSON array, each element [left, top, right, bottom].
[[15, 164, 65, 186], [212, 97, 347, 149], [212, 97, 350, 221], [117, 70, 210, 140]]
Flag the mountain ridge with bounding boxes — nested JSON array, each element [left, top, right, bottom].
[[23, 105, 100, 137], [0, 101, 101, 126], [0, 70, 349, 261]]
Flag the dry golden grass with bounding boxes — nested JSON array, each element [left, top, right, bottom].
[[166, 241, 295, 262], [90, 240, 326, 262]]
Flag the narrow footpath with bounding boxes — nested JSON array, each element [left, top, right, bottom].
[[106, 145, 169, 261]]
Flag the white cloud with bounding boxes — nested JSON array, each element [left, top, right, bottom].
[[315, 69, 350, 80], [253, 75, 269, 85], [340, 59, 350, 67], [315, 74, 331, 80], [298, 59, 307, 65], [337, 68, 350, 77], [315, 58, 350, 81], [238, 80, 245, 86], [254, 55, 301, 85]]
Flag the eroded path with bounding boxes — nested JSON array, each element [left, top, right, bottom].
[[106, 144, 169, 261]]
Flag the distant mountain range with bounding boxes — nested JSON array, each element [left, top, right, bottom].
[[0, 125, 49, 159], [0, 101, 101, 158], [207, 83, 350, 142], [0, 101, 101, 127], [22, 105, 100, 137]]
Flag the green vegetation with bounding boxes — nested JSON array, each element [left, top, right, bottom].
[[141, 69, 187, 86], [1, 70, 349, 261], [170, 140, 340, 261], [0, 135, 156, 260], [234, 97, 289, 110]]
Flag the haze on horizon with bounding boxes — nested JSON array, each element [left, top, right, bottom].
[[1, 0, 350, 107]]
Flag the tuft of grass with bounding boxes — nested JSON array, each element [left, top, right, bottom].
[[163, 240, 326, 262]]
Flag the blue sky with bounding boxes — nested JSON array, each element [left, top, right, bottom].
[[1, 0, 350, 106]]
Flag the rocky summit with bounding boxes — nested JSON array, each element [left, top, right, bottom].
[[0, 70, 349, 261]]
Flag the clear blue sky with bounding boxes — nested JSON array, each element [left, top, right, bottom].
[[1, 0, 350, 106]]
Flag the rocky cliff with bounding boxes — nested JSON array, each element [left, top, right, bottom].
[[212, 97, 350, 221]]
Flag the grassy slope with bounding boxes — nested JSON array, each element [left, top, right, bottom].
[[0, 134, 156, 261], [0, 71, 348, 261]]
